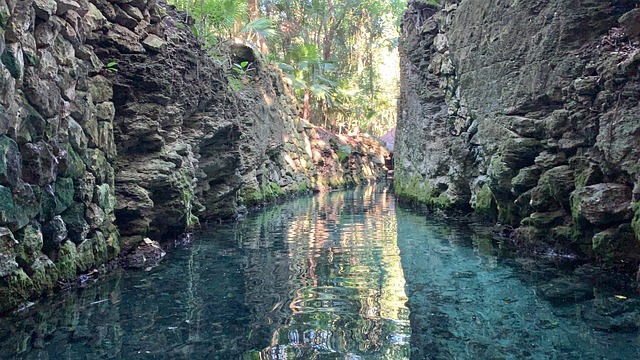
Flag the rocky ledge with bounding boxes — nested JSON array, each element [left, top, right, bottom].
[[396, 0, 640, 266]]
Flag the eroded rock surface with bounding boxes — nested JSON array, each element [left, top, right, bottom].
[[0, 0, 389, 313], [396, 0, 640, 264]]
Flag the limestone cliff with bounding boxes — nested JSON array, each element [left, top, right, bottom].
[[0, 0, 389, 313], [396, 0, 640, 264]]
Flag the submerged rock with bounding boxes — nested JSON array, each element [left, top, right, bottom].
[[538, 277, 595, 305], [120, 238, 166, 269], [581, 297, 640, 333]]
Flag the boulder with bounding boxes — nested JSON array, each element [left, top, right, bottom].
[[0, 135, 21, 187], [54, 240, 77, 280], [619, 8, 640, 40], [530, 166, 574, 212], [54, 177, 75, 214], [29, 255, 58, 292], [538, 275, 594, 305], [104, 24, 146, 53], [4, 1, 34, 42], [42, 215, 68, 250], [582, 297, 640, 333], [592, 225, 640, 263], [65, 116, 89, 153], [61, 145, 86, 179], [113, 3, 138, 29], [86, 75, 113, 103], [141, 33, 165, 52], [82, 148, 112, 185], [0, 0, 9, 28], [499, 137, 544, 168], [14, 224, 43, 266], [120, 237, 165, 269], [121, 3, 144, 21], [0, 43, 24, 79], [55, 0, 80, 15], [571, 183, 633, 227], [33, 0, 57, 20], [21, 141, 59, 186], [95, 101, 115, 122], [573, 76, 599, 96], [521, 210, 565, 229], [94, 183, 115, 214], [0, 227, 18, 277], [511, 165, 541, 194], [9, 183, 39, 230], [61, 202, 89, 244], [23, 68, 64, 118]]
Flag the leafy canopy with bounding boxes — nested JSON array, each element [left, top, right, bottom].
[[169, 0, 407, 137]]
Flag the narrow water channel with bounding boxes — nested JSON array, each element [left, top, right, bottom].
[[1, 185, 639, 359]]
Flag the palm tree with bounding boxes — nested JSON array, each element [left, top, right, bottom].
[[279, 43, 337, 121], [239, 17, 280, 53]]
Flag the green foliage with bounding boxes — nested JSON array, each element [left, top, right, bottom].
[[171, 0, 248, 62], [169, 0, 407, 136], [179, 0, 247, 37], [104, 61, 118, 73], [228, 76, 243, 91], [336, 145, 352, 163], [233, 61, 254, 75], [270, 0, 405, 135], [240, 17, 280, 46]]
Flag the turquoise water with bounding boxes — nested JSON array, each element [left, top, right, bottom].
[[1, 186, 639, 359]]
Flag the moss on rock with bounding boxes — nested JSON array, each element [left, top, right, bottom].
[[54, 177, 75, 215], [29, 256, 58, 293], [552, 225, 584, 246], [238, 184, 262, 206], [14, 224, 43, 267], [55, 241, 78, 281], [395, 172, 451, 209], [239, 180, 286, 206], [591, 225, 640, 264], [472, 184, 497, 220], [520, 210, 565, 229], [0, 269, 34, 313], [75, 238, 96, 273]]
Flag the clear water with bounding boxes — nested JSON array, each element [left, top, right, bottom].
[[1, 185, 640, 359]]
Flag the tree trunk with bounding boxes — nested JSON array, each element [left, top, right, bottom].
[[303, 89, 311, 120], [322, 0, 346, 61], [248, 0, 260, 20]]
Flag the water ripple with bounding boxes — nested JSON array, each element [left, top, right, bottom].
[[0, 185, 638, 359]]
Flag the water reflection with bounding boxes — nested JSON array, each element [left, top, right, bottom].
[[253, 186, 410, 359], [396, 208, 640, 359], [0, 185, 410, 359], [2, 185, 640, 359]]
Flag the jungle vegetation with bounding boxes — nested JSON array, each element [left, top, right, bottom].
[[169, 0, 406, 136]]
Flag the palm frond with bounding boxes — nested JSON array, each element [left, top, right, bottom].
[[240, 17, 281, 42]]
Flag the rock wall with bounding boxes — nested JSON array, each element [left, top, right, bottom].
[[396, 0, 640, 265], [0, 0, 389, 313]]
